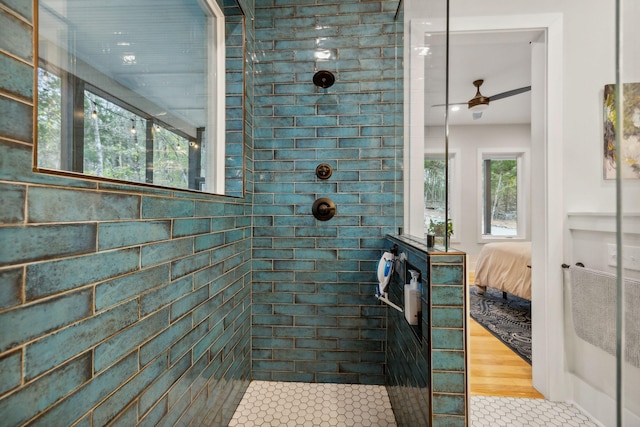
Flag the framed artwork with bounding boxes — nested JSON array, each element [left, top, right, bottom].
[[603, 83, 640, 179]]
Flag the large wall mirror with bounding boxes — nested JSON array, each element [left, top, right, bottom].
[[36, 0, 245, 197]]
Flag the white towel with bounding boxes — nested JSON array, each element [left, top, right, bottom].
[[570, 267, 640, 368]]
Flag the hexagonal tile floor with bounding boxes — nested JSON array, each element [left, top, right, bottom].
[[228, 381, 396, 427], [469, 396, 598, 427], [229, 381, 599, 426]]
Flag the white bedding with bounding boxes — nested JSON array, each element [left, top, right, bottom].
[[474, 241, 532, 300]]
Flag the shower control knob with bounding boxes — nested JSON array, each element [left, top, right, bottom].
[[313, 70, 335, 88], [315, 163, 333, 179], [312, 197, 336, 221]]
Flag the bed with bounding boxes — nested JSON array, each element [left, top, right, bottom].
[[474, 241, 532, 300]]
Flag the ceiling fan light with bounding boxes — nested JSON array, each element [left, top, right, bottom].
[[469, 102, 489, 112]]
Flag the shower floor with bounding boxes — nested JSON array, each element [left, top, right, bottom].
[[229, 381, 396, 426], [229, 381, 598, 426]]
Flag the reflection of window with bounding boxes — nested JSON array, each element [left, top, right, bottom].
[[84, 91, 147, 184], [37, 73, 200, 190], [36, 69, 62, 169], [480, 151, 527, 239], [152, 125, 190, 190], [424, 151, 459, 240], [36, 0, 224, 192]]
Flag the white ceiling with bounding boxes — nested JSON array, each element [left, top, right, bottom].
[[425, 30, 541, 126]]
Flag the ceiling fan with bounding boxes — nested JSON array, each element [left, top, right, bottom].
[[435, 79, 531, 120]]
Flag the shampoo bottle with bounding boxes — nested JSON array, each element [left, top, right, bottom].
[[404, 270, 421, 325]]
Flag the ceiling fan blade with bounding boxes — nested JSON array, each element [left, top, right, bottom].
[[488, 86, 531, 102], [472, 111, 483, 120], [432, 84, 531, 107], [431, 102, 467, 107]]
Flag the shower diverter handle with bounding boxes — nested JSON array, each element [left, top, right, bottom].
[[312, 198, 336, 221]]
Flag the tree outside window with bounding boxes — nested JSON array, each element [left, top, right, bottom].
[[482, 157, 518, 236]]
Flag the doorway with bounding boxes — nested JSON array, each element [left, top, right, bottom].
[[446, 15, 565, 401], [446, 28, 541, 398]]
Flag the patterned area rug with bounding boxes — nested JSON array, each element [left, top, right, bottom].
[[469, 285, 532, 364]]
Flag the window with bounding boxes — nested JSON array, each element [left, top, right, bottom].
[[479, 150, 529, 240], [424, 151, 459, 240], [36, 0, 227, 193]]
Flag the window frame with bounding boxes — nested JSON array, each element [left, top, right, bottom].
[[477, 148, 530, 242], [35, 0, 226, 194]]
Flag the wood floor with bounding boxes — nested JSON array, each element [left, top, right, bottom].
[[468, 317, 544, 398]]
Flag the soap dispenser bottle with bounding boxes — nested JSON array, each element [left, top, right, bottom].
[[404, 270, 421, 325]]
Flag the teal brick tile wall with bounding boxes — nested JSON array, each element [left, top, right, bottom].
[[225, 9, 247, 198], [429, 251, 467, 426], [385, 234, 468, 426], [0, 0, 254, 425], [385, 238, 432, 426], [251, 0, 403, 385]]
